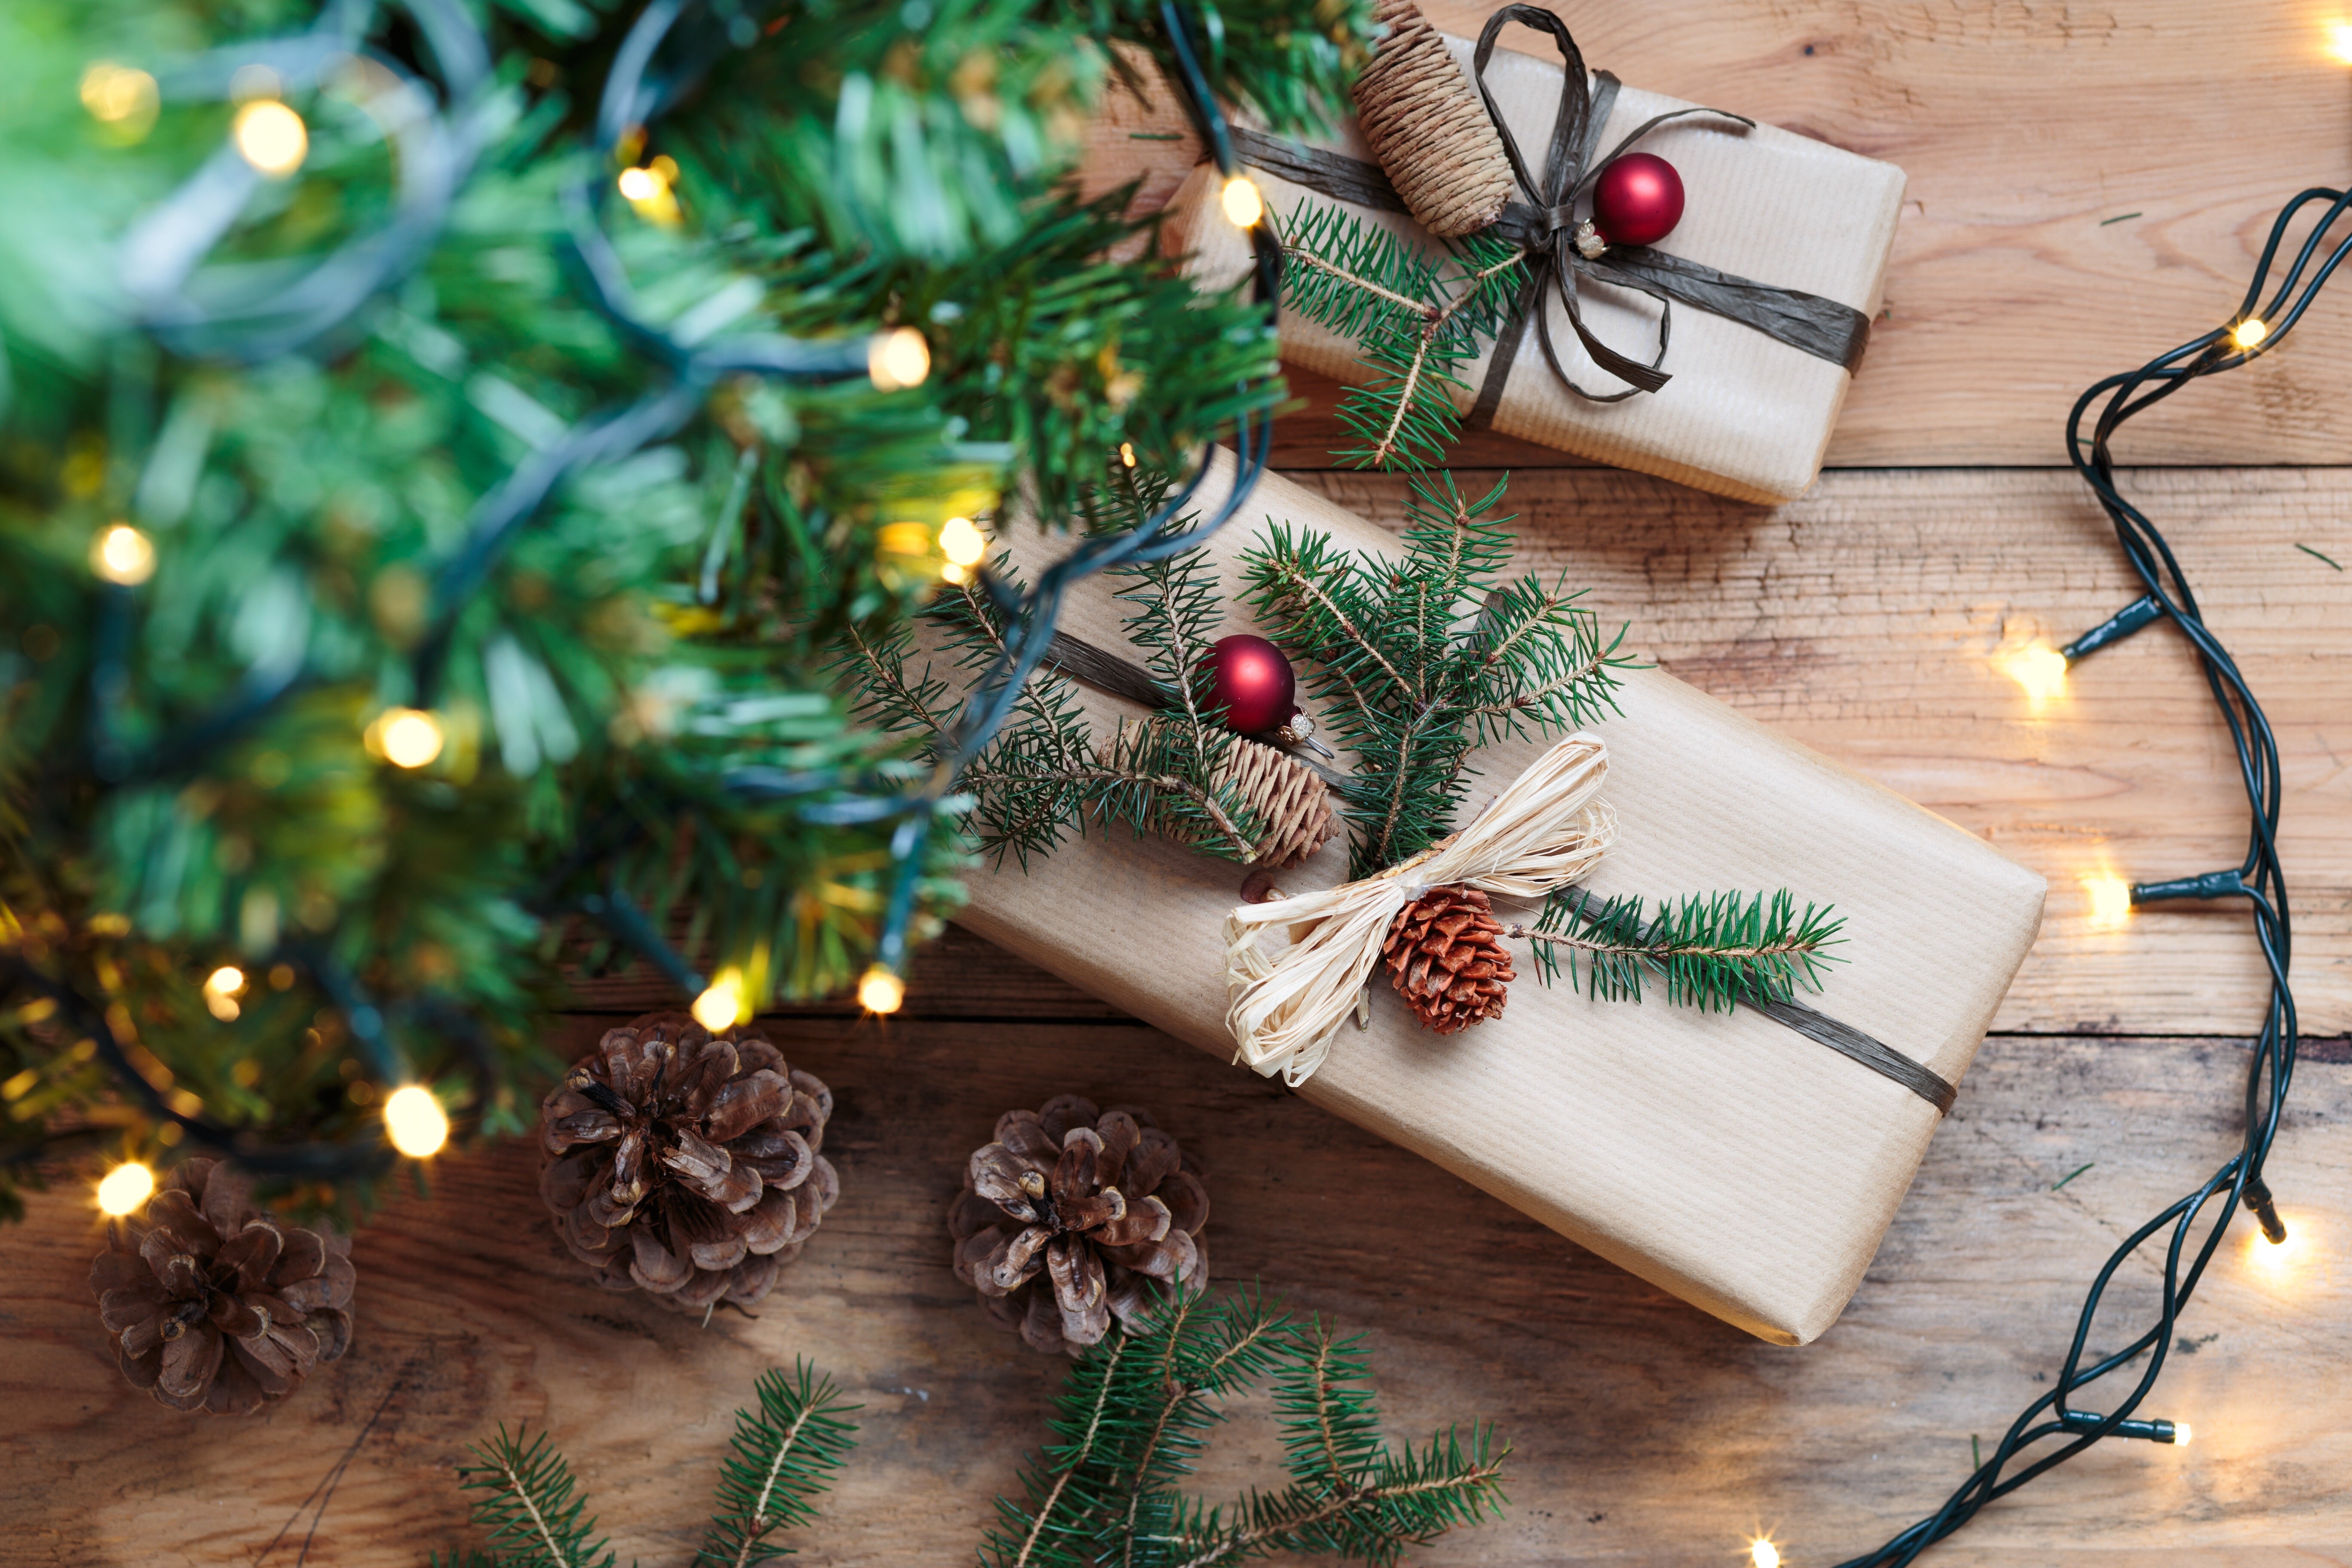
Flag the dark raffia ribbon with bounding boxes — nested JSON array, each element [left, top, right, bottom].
[[1037, 630, 1958, 1115], [1231, 3, 1873, 419]]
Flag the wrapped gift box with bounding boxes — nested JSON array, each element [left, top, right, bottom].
[[956, 456, 2042, 1344], [1161, 29, 1906, 503]]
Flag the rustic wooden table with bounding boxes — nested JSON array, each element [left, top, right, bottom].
[[6, 3, 2349, 1565]]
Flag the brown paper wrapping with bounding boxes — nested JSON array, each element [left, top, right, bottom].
[[953, 456, 2042, 1344], [1161, 34, 1907, 503]]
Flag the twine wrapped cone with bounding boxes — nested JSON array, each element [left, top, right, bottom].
[[1350, 0, 1517, 238]]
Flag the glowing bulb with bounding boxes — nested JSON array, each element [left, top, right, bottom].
[[2247, 1222, 2308, 1282], [80, 62, 159, 129], [96, 1161, 155, 1216], [202, 965, 245, 1022], [617, 166, 662, 201], [2082, 873, 2134, 929], [2334, 21, 2352, 63], [692, 971, 747, 1032], [1749, 1539, 1782, 1568], [91, 523, 156, 585], [858, 965, 905, 1015], [232, 99, 309, 178], [1221, 175, 1265, 229], [868, 327, 931, 392], [1119, 441, 1137, 468], [2172, 1421, 2193, 1447], [2230, 317, 2268, 352], [2001, 643, 2068, 708], [367, 707, 445, 769], [383, 1084, 450, 1158], [941, 562, 971, 585], [938, 516, 987, 568]]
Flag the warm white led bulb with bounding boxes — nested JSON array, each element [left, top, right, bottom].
[[868, 327, 931, 392], [1749, 1540, 1782, 1568], [1221, 175, 1265, 228], [97, 1161, 156, 1216], [383, 1084, 450, 1158], [2172, 1421, 2193, 1448], [233, 99, 309, 177], [91, 524, 157, 585], [938, 516, 987, 568], [858, 965, 905, 1015], [368, 707, 446, 769], [2230, 317, 2268, 352], [693, 972, 747, 1032]]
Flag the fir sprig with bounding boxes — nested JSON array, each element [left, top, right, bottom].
[[1274, 203, 1526, 470], [983, 1288, 1507, 1568], [433, 1363, 858, 1568], [1239, 472, 1629, 878], [832, 484, 1268, 870], [1515, 887, 1846, 1011]]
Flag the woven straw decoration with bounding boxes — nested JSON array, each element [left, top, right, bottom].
[[1150, 727, 1337, 870], [1349, 0, 1516, 238]]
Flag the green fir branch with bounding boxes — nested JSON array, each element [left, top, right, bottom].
[[436, 1372, 856, 1568], [439, 1426, 616, 1568], [1239, 473, 1629, 877], [1516, 887, 1847, 1011], [982, 1288, 1503, 1568], [695, 1363, 862, 1568], [1275, 204, 1526, 471]]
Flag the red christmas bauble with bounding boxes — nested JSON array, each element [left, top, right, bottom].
[[1202, 634, 1296, 734], [1592, 153, 1684, 248]]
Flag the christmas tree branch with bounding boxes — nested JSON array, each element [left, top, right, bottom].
[[697, 1363, 860, 1568], [1514, 888, 1846, 1011]]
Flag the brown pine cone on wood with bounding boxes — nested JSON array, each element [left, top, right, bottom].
[[88, 1158, 356, 1415], [539, 1012, 837, 1317], [1383, 883, 1515, 1033], [946, 1094, 1209, 1355]]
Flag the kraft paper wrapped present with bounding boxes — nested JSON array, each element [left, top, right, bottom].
[[955, 456, 2043, 1344], [1159, 23, 1907, 504]]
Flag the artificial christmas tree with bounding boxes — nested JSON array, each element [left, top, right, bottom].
[[0, 0, 1374, 1216]]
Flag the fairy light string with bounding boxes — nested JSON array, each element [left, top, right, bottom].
[[1838, 184, 2345, 1568]]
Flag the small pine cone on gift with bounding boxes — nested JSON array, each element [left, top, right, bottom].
[[88, 1158, 356, 1415], [946, 1094, 1209, 1355], [1219, 737, 1337, 869], [1351, 0, 1517, 239], [1384, 883, 1515, 1034], [539, 1013, 838, 1317]]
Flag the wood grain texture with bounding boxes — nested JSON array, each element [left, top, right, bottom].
[[1288, 463, 2352, 1038], [2, 1014, 2345, 1567], [1081, 1, 2352, 469]]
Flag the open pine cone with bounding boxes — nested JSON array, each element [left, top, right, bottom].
[[1384, 883, 1515, 1033], [947, 1094, 1208, 1355], [88, 1158, 355, 1415], [539, 1013, 837, 1316]]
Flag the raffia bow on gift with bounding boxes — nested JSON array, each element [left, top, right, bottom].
[[1224, 734, 1614, 1085], [1232, 3, 1875, 410]]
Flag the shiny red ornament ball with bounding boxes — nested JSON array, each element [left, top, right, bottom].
[[1202, 634, 1296, 734], [1591, 152, 1684, 248]]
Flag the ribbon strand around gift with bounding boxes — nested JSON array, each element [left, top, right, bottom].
[[1231, 3, 1874, 411]]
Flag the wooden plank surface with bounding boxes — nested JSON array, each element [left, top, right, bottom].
[[12, 1, 2352, 1561], [2, 1011, 2346, 1567], [1083, 1, 2352, 469]]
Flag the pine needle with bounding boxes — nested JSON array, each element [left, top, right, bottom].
[[695, 1363, 862, 1568]]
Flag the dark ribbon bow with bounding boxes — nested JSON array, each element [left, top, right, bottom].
[[1233, 5, 1874, 415]]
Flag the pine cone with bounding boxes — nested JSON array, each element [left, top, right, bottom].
[[539, 1013, 838, 1316], [946, 1094, 1209, 1355], [1153, 729, 1336, 869], [88, 1158, 356, 1415], [1222, 737, 1338, 868], [1351, 0, 1517, 239], [1383, 884, 1515, 1033]]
